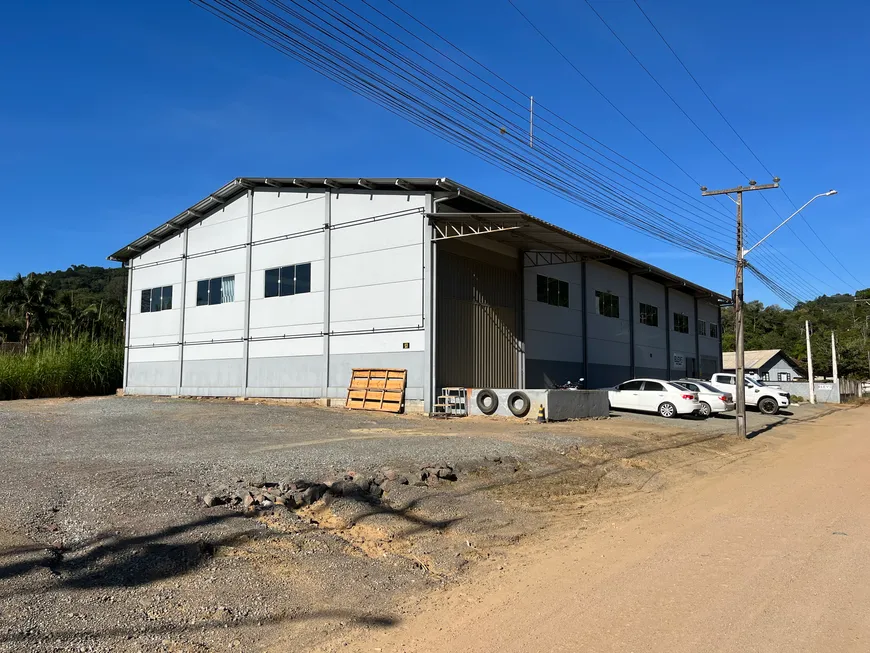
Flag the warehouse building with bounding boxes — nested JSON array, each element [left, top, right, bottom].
[[109, 177, 726, 412]]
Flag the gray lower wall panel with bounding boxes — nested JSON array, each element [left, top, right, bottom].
[[327, 351, 425, 398], [126, 386, 178, 396], [247, 355, 323, 393], [525, 358, 585, 389], [246, 387, 322, 399], [127, 361, 180, 390], [180, 386, 244, 397], [635, 366, 668, 381], [182, 359, 245, 392], [586, 363, 631, 389]]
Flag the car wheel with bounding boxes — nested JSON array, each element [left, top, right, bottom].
[[658, 402, 677, 418], [758, 397, 779, 415], [698, 401, 712, 418]]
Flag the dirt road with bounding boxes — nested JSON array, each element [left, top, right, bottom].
[[350, 406, 870, 652]]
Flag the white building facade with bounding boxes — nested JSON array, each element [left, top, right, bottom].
[[111, 178, 726, 411]]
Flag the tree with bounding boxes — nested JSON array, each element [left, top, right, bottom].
[[56, 292, 98, 339], [3, 273, 54, 352]]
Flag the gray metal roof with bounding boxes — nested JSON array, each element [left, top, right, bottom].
[[108, 176, 728, 302]]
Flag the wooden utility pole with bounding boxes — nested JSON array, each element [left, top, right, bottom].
[[806, 320, 816, 404], [701, 181, 778, 438], [831, 330, 839, 388]]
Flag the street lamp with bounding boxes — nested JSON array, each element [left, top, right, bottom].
[[742, 190, 838, 256], [702, 181, 838, 438], [741, 189, 838, 410]]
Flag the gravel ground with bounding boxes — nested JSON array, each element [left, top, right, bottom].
[[0, 396, 835, 652]]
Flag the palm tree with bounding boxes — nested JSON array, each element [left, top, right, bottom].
[[4, 273, 53, 352], [56, 292, 98, 339]]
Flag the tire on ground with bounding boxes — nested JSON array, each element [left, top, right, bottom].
[[507, 391, 531, 417], [758, 397, 779, 415], [699, 401, 712, 418], [476, 389, 499, 415]]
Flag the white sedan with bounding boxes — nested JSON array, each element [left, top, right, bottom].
[[608, 379, 701, 418], [675, 379, 735, 417]]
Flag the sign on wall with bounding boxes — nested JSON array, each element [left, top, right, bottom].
[[672, 353, 685, 370]]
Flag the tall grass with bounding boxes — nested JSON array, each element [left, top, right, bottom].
[[0, 338, 123, 401]]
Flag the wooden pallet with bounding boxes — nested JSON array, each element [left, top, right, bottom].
[[345, 368, 407, 413]]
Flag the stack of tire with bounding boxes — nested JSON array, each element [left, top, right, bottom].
[[476, 389, 531, 417]]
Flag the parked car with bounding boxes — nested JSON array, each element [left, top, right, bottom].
[[675, 378, 735, 417], [708, 373, 790, 415], [608, 379, 701, 418]]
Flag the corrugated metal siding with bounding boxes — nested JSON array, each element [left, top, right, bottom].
[[436, 249, 520, 388]]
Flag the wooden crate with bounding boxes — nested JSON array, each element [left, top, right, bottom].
[[345, 368, 407, 413]]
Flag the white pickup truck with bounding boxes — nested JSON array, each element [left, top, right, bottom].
[[708, 373, 791, 415]]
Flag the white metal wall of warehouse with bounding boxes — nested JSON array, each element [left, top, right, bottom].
[[110, 177, 727, 412]]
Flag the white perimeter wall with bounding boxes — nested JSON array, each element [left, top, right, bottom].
[[125, 188, 428, 401]]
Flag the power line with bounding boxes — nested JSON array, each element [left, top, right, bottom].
[[193, 0, 811, 306], [504, 0, 820, 303], [504, 0, 705, 187], [581, 0, 750, 178], [194, 0, 736, 261], [629, 0, 865, 291]]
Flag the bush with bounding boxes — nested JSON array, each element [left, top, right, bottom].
[[789, 394, 806, 403], [0, 338, 123, 401]]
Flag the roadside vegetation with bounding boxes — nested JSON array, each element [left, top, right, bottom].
[[0, 266, 125, 400], [721, 289, 870, 379]]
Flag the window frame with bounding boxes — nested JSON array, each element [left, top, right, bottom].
[[196, 275, 235, 306], [638, 302, 659, 327], [141, 285, 173, 313], [709, 323, 719, 339], [264, 262, 313, 299], [642, 381, 665, 392], [535, 274, 569, 308], [777, 372, 791, 382], [595, 290, 620, 318], [673, 312, 690, 334], [141, 288, 152, 314], [697, 319, 707, 336]]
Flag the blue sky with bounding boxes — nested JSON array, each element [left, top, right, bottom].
[[1, 0, 867, 305]]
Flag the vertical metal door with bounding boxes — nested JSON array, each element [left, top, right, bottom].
[[436, 249, 520, 388]]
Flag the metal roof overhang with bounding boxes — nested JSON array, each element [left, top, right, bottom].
[[108, 176, 727, 302], [428, 210, 727, 301]]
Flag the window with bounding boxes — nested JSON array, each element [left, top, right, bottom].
[[709, 323, 719, 339], [196, 276, 235, 306], [265, 262, 312, 298], [618, 380, 644, 391], [536, 274, 569, 307], [595, 290, 620, 318], [639, 302, 658, 327], [680, 382, 699, 392], [673, 313, 689, 334], [642, 381, 665, 392], [140, 286, 173, 313], [697, 319, 707, 336], [762, 373, 771, 382], [778, 372, 792, 382]]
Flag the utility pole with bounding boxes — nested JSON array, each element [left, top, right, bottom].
[[806, 320, 816, 404], [701, 181, 779, 438], [832, 331, 839, 387]]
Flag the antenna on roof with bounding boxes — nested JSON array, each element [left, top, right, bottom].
[[529, 96, 534, 148]]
